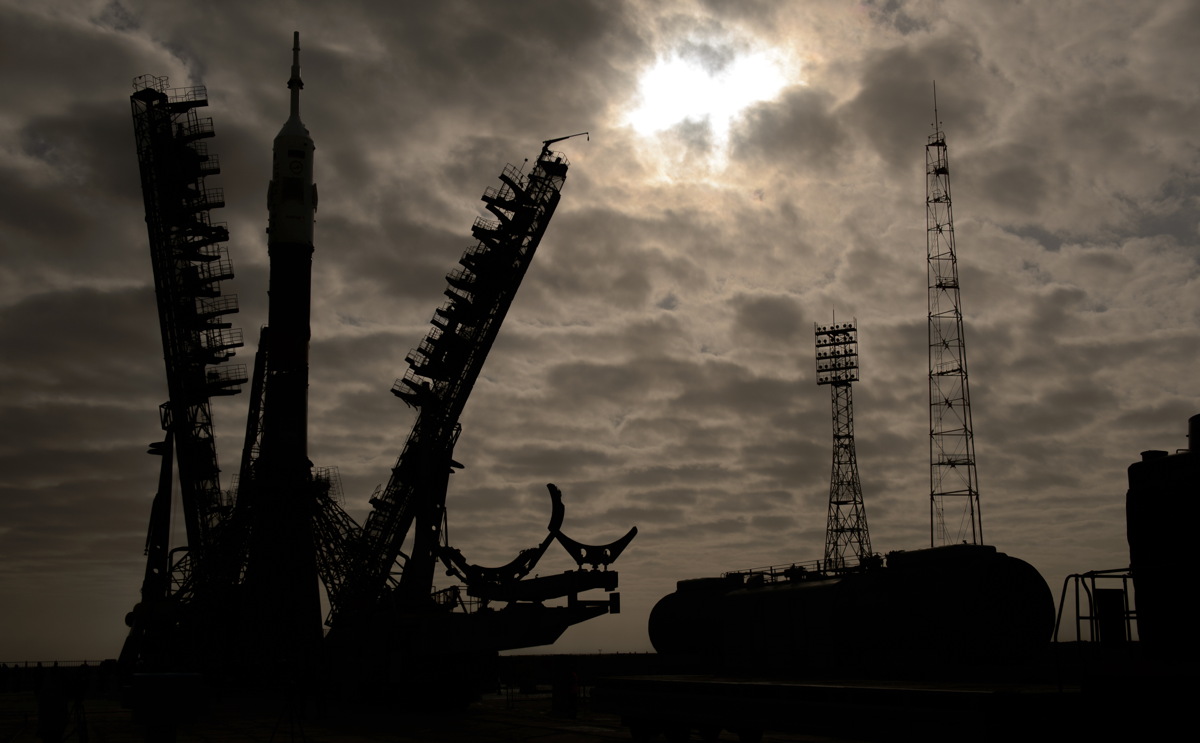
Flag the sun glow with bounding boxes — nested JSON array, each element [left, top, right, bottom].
[[625, 43, 794, 146]]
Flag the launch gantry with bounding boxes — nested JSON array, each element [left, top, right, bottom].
[[122, 75, 248, 669], [338, 148, 575, 616], [326, 133, 634, 661]]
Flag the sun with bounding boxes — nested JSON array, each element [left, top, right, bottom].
[[624, 36, 796, 163]]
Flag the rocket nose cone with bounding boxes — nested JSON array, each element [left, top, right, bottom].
[[276, 116, 311, 141]]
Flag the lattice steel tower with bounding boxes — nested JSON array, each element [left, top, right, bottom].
[[815, 319, 871, 568], [926, 94, 983, 547], [329, 137, 578, 625], [123, 74, 247, 669]]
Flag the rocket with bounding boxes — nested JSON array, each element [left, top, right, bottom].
[[263, 31, 316, 468], [245, 31, 323, 660]]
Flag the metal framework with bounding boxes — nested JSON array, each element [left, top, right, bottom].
[[815, 320, 871, 568], [926, 96, 982, 547], [1053, 568, 1137, 644], [330, 141, 574, 623], [122, 75, 246, 668]]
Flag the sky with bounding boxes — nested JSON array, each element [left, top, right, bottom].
[[1, 0, 1198, 662]]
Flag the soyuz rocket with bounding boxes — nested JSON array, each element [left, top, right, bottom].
[[263, 31, 316, 462], [244, 32, 322, 660]]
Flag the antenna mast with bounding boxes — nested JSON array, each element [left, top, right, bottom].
[[926, 86, 983, 546], [815, 318, 871, 568]]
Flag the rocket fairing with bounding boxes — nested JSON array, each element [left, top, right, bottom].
[[268, 31, 317, 247]]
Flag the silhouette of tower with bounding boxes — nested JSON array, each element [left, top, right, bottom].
[[815, 319, 871, 568], [926, 91, 983, 546], [124, 73, 247, 668], [330, 136, 579, 625]]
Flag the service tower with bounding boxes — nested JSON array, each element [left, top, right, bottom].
[[242, 31, 322, 665]]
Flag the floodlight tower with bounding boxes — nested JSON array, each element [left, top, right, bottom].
[[815, 319, 871, 569], [926, 91, 983, 547]]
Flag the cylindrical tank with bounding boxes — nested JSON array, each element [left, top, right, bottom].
[[1127, 415, 1198, 661], [650, 545, 1054, 675]]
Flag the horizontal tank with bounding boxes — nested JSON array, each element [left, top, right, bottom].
[[650, 544, 1054, 674]]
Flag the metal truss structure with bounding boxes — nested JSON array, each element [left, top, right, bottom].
[[122, 76, 247, 668], [926, 97, 983, 547], [329, 136, 634, 646], [815, 320, 871, 568]]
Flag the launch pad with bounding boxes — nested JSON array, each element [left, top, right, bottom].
[[121, 34, 633, 686]]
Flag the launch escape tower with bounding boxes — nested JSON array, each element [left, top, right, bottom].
[[122, 37, 630, 678], [815, 320, 871, 568], [926, 95, 983, 547], [123, 75, 247, 667]]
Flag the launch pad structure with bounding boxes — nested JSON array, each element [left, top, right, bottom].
[[121, 34, 633, 686]]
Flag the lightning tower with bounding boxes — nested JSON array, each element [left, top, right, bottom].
[[926, 89, 983, 546], [815, 319, 871, 568]]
